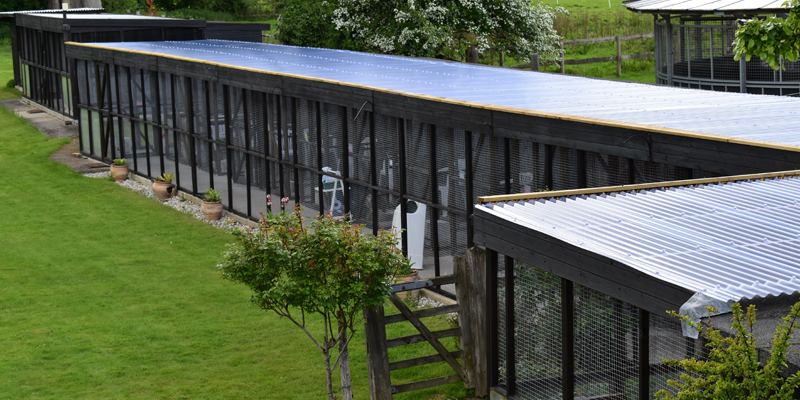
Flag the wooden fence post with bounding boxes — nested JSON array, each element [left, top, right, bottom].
[[364, 306, 392, 400], [466, 247, 487, 397], [530, 53, 539, 71], [454, 257, 474, 389], [616, 35, 622, 77], [466, 46, 479, 63]]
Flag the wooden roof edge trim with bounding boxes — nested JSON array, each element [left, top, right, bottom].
[[477, 169, 800, 204], [64, 42, 800, 155]]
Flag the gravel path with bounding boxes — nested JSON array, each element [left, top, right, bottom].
[[84, 172, 250, 233]]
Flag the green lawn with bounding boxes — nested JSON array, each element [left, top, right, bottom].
[[0, 46, 467, 399], [0, 43, 22, 100]]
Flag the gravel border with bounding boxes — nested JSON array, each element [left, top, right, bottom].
[[84, 172, 250, 233]]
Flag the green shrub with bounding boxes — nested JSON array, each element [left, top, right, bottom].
[[656, 301, 800, 399], [6, 79, 15, 89], [276, 0, 359, 51]]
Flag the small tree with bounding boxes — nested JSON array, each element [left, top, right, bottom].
[[655, 301, 800, 399], [218, 206, 411, 400], [733, 0, 800, 70]]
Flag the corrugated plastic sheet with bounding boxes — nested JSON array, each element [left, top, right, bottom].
[[88, 40, 800, 148], [479, 176, 800, 302], [625, 0, 786, 12]]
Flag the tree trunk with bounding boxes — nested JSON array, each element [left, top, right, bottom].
[[339, 324, 353, 400], [324, 348, 336, 400]]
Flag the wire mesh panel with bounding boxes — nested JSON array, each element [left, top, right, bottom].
[[650, 313, 697, 397], [319, 102, 344, 217], [514, 263, 562, 399], [375, 114, 400, 231], [472, 133, 504, 200], [573, 284, 640, 399], [587, 152, 629, 187], [349, 107, 372, 227], [552, 146, 578, 190], [497, 256, 508, 390], [513, 140, 546, 193], [295, 98, 318, 210], [634, 160, 690, 184]]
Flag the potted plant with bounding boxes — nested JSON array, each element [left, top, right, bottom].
[[110, 158, 129, 182], [201, 188, 223, 221], [152, 171, 175, 200]]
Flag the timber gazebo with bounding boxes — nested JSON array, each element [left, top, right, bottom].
[[625, 0, 799, 95]]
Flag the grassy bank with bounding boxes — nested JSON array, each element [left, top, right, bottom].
[[0, 44, 22, 99]]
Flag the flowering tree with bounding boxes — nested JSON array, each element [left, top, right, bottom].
[[733, 0, 800, 70], [218, 207, 411, 400], [331, 0, 564, 60]]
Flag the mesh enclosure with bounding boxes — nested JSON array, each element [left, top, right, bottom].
[[655, 15, 800, 95], [74, 57, 762, 289], [649, 313, 698, 397]]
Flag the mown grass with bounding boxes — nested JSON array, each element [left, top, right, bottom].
[[0, 43, 22, 100], [0, 42, 469, 398]]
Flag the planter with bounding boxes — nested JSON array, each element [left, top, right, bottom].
[[110, 164, 129, 182], [201, 201, 224, 221], [152, 180, 175, 200], [395, 270, 421, 300]]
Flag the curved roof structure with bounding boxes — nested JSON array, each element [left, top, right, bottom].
[[624, 0, 788, 14]]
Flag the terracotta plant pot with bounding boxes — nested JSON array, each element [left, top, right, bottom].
[[201, 201, 223, 221], [395, 270, 421, 300], [152, 180, 175, 200], [110, 164, 129, 182]]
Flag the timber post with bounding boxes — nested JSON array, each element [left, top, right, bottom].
[[364, 306, 392, 400], [454, 256, 474, 388], [466, 247, 488, 398]]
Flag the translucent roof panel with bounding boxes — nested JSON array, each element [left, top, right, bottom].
[[625, 0, 787, 12], [87, 40, 800, 150], [478, 176, 800, 303]]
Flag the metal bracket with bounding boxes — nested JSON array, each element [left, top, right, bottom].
[[352, 100, 372, 122], [623, 133, 653, 161]]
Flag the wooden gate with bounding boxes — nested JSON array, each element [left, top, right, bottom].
[[364, 249, 487, 399]]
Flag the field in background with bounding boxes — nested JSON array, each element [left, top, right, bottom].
[[490, 0, 657, 83]]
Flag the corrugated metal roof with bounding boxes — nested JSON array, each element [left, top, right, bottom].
[[478, 175, 800, 303], [33, 13, 182, 20], [83, 40, 800, 150], [624, 0, 787, 13]]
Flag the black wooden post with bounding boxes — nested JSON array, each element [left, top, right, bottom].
[[465, 131, 474, 247], [113, 64, 124, 160], [545, 144, 554, 190], [341, 105, 350, 216], [398, 118, 408, 256], [577, 150, 587, 188], [487, 248, 499, 391], [170, 74, 179, 183], [369, 110, 378, 234], [562, 278, 575, 400], [263, 93, 272, 213], [316, 101, 324, 216], [628, 158, 636, 184], [70, 58, 79, 124], [291, 97, 300, 207], [503, 138, 511, 194], [276, 95, 285, 204], [184, 76, 196, 193], [140, 69, 152, 177], [504, 255, 516, 396], [204, 80, 214, 190], [243, 90, 253, 216], [638, 308, 650, 400], [430, 123, 440, 277], [153, 71, 165, 175], [223, 85, 234, 208], [106, 64, 115, 161], [127, 66, 137, 172]]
